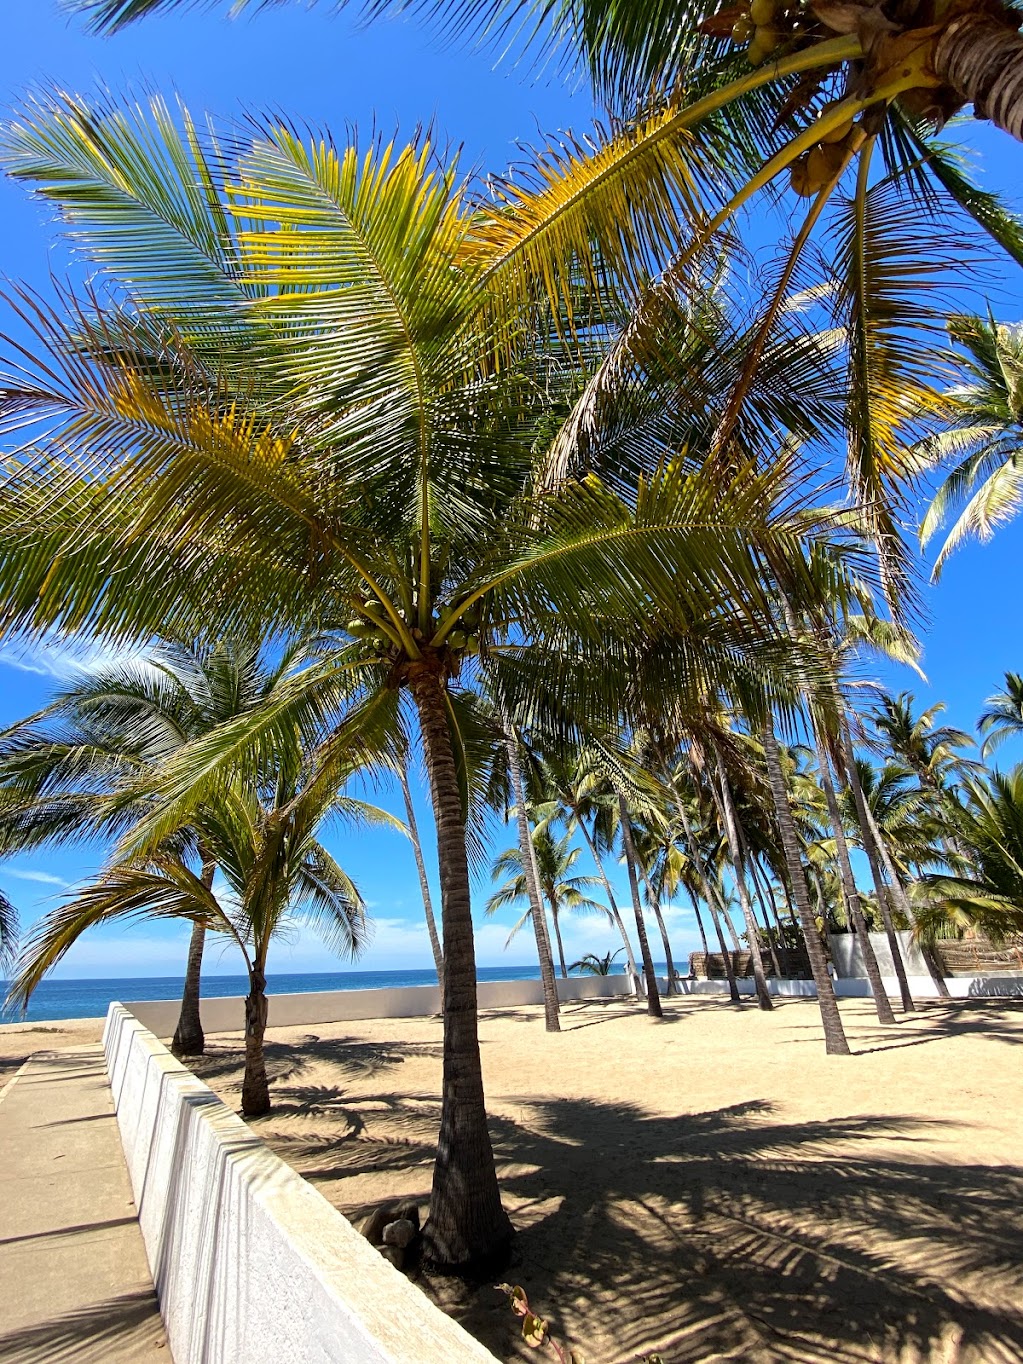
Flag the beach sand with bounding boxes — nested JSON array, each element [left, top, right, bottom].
[[177, 994, 1023, 1363]]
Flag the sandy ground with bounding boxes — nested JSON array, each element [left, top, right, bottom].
[[163, 995, 1023, 1364]]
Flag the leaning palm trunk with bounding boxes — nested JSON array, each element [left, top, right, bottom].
[[574, 817, 642, 992], [617, 792, 663, 1017], [643, 871, 678, 993], [503, 721, 561, 1030], [935, 15, 1023, 141], [856, 774, 952, 1000], [550, 904, 569, 980], [685, 885, 711, 960], [811, 725, 896, 1026], [677, 804, 742, 1003], [241, 965, 271, 1117], [400, 764, 444, 993], [839, 717, 915, 1014], [172, 859, 216, 1057], [761, 723, 850, 1055], [172, 921, 206, 1057], [711, 746, 773, 1011], [411, 663, 513, 1269]]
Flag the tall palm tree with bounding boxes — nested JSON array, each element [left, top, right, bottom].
[[915, 765, 1023, 945], [0, 638, 298, 1054], [487, 829, 609, 978], [63, 0, 1023, 632], [0, 103, 838, 1270], [978, 672, 1023, 759], [919, 315, 1023, 578], [7, 737, 383, 1115], [869, 692, 976, 790]]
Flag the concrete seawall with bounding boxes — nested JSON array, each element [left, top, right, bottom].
[[102, 1003, 499, 1364], [127, 971, 628, 1036]]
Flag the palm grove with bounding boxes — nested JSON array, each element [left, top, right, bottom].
[[0, 0, 1022, 1274]]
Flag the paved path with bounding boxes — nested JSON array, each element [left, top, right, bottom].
[[0, 1044, 171, 1362]]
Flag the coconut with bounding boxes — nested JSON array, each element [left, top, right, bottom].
[[747, 25, 780, 63], [749, 0, 778, 25], [732, 14, 754, 42]]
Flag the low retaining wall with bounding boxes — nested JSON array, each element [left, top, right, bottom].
[[676, 975, 1023, 999], [103, 1004, 498, 1364], [828, 929, 931, 978], [127, 972, 627, 1037]]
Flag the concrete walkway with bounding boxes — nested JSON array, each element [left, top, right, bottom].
[[0, 1045, 171, 1362]]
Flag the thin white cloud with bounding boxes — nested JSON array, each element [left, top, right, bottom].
[[2, 867, 70, 887], [0, 635, 152, 682]]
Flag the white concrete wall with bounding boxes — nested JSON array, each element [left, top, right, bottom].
[[127, 972, 629, 1037], [103, 1004, 498, 1364], [828, 930, 931, 978], [675, 975, 1023, 999]]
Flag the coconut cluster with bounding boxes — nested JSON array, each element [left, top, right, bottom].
[[789, 109, 858, 196], [730, 0, 802, 66]]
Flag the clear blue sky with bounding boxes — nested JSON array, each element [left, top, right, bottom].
[[1, 3, 1022, 979]]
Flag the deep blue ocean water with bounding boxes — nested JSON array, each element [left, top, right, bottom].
[[0, 963, 668, 1024]]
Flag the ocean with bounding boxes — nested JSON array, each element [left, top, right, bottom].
[[0, 963, 668, 1024]]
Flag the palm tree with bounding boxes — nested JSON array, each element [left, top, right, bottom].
[[919, 316, 1023, 578], [487, 829, 609, 979], [569, 948, 624, 975], [7, 737, 382, 1115], [869, 692, 976, 789], [915, 765, 1023, 945], [65, 0, 1023, 618], [978, 672, 1023, 759], [398, 760, 444, 991], [0, 886, 17, 979], [0, 638, 298, 1055], [0, 103, 840, 1270]]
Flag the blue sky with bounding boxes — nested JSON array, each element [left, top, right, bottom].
[[1, 3, 1023, 979]]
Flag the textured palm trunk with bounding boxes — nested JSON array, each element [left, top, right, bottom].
[[172, 921, 206, 1058], [811, 725, 896, 1026], [241, 965, 270, 1117], [863, 777, 952, 1000], [400, 764, 444, 993], [686, 885, 711, 960], [575, 817, 642, 992], [411, 662, 513, 1270], [712, 748, 773, 1011], [172, 859, 215, 1057], [618, 793, 663, 1017], [677, 803, 742, 1003], [839, 717, 915, 1014], [503, 721, 561, 1030], [643, 872, 678, 993], [745, 852, 783, 978], [551, 905, 569, 980], [935, 11, 1023, 141], [761, 723, 850, 1055]]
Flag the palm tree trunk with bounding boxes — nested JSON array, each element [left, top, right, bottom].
[[172, 858, 212, 1058], [399, 764, 444, 992], [551, 904, 569, 979], [721, 898, 743, 952], [686, 883, 711, 960], [743, 846, 783, 978], [811, 724, 896, 1025], [575, 816, 642, 992], [711, 745, 773, 1011], [241, 965, 270, 1117], [934, 13, 1023, 142], [761, 722, 850, 1055], [677, 803, 742, 1003], [862, 776, 952, 1000], [617, 792, 663, 1017], [411, 662, 513, 1270], [839, 716, 915, 1015], [643, 871, 678, 993], [502, 720, 561, 1031]]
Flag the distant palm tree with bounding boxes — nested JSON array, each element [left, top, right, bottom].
[[916, 766, 1023, 945], [569, 949, 624, 976], [869, 692, 977, 791], [487, 830, 610, 979], [0, 887, 16, 977], [919, 315, 1023, 578], [7, 737, 389, 1115], [978, 672, 1023, 759], [0, 638, 297, 1055]]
